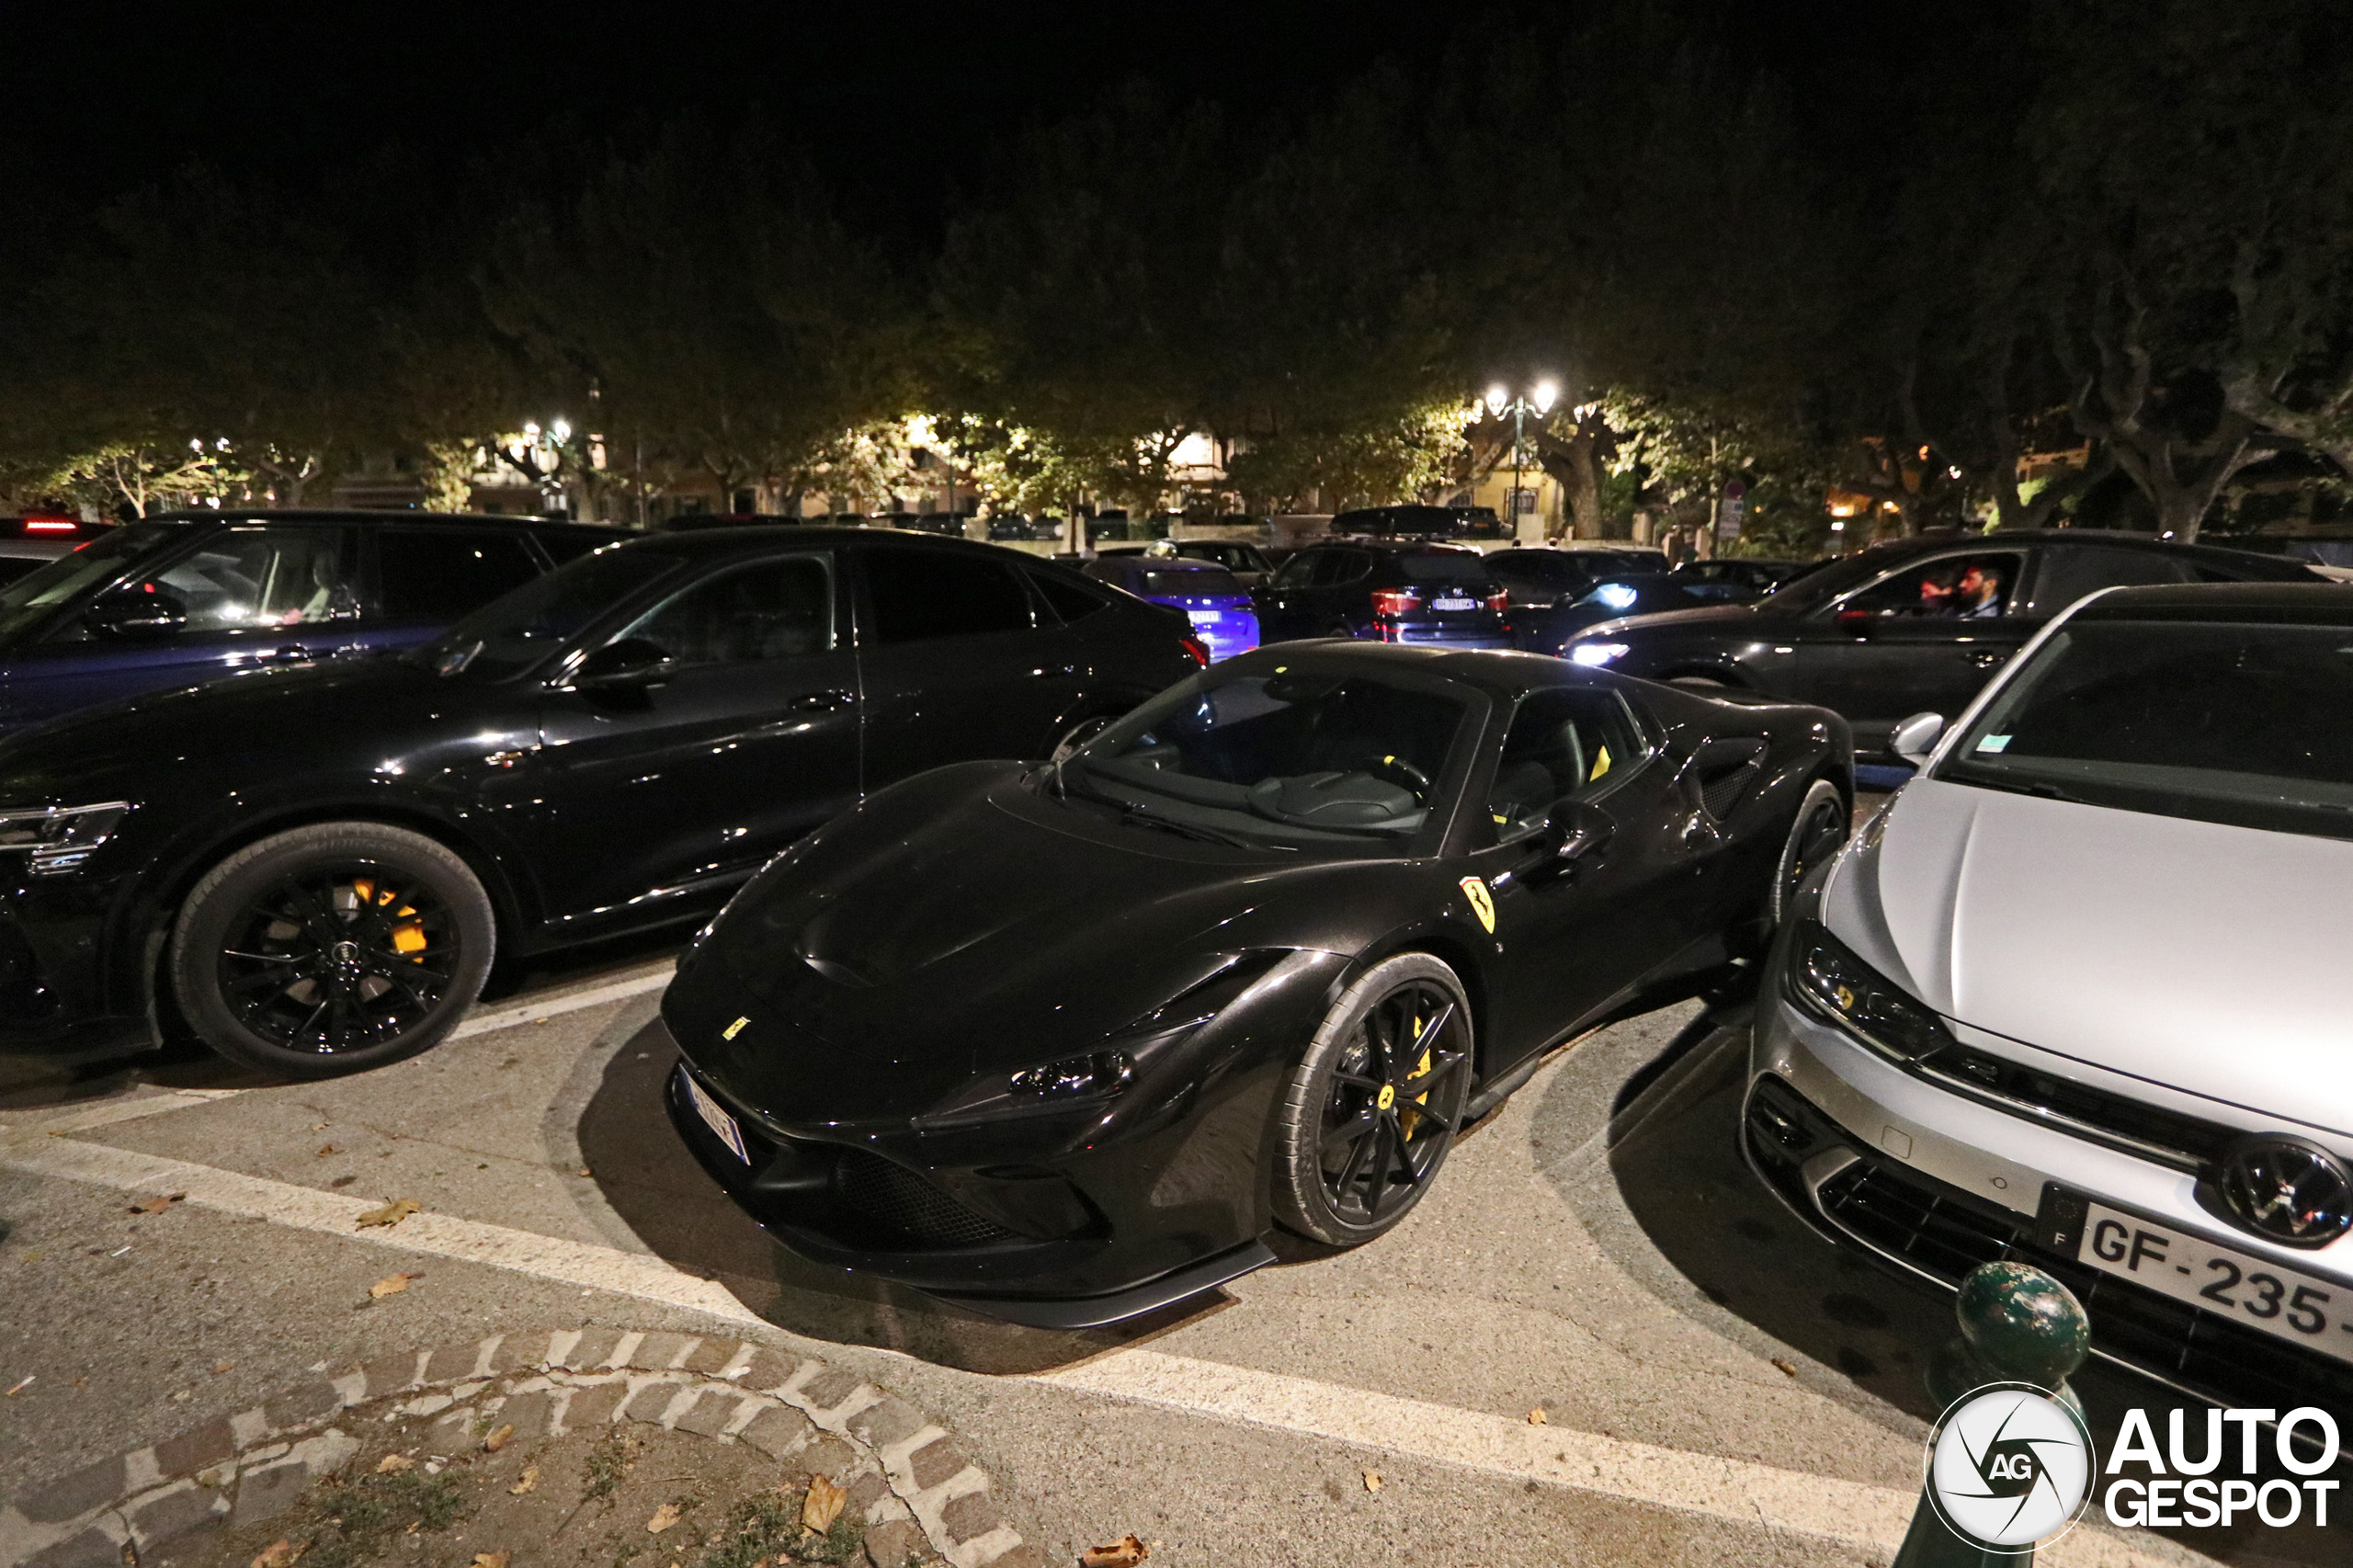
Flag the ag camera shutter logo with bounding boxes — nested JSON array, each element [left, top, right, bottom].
[[1923, 1383, 2096, 1551]]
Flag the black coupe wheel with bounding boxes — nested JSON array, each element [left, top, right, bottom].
[[171, 823, 495, 1079], [1273, 953, 1474, 1245], [1769, 779, 1849, 926]]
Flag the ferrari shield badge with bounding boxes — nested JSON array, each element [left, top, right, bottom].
[[722, 1016, 750, 1040], [1458, 876, 1496, 934]]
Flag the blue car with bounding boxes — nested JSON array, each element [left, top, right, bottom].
[[0, 509, 621, 735], [1082, 554, 1260, 661]]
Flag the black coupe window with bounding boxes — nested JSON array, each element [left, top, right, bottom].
[[424, 546, 687, 679], [864, 549, 1033, 642], [1486, 688, 1648, 842], [611, 557, 832, 665], [1068, 670, 1472, 846], [1939, 620, 2353, 839]]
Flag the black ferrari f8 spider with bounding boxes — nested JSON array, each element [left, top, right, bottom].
[[660, 642, 1850, 1325]]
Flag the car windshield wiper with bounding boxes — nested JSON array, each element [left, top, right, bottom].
[[1117, 802, 1279, 851], [1949, 768, 2089, 806]]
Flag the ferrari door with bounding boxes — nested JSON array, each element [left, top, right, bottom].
[[1461, 687, 1699, 1065]]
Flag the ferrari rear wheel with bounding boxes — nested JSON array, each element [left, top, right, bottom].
[[1273, 953, 1474, 1246], [171, 822, 495, 1080], [1769, 779, 1849, 926]]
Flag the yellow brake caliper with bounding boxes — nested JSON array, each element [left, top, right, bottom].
[[1399, 1011, 1433, 1141], [352, 878, 427, 956]]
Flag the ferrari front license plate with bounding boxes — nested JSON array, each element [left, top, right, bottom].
[[685, 1073, 750, 1164], [2063, 1196, 2353, 1366]]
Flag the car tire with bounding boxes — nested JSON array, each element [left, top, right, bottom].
[[1272, 952, 1475, 1246], [1769, 779, 1849, 927], [171, 822, 496, 1080]]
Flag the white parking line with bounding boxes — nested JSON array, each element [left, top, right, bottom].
[[448, 967, 674, 1040], [1, 1131, 2191, 1566]]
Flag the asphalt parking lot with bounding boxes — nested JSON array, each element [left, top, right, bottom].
[[11, 957, 2318, 1568]]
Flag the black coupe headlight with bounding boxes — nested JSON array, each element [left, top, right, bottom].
[[1785, 919, 1955, 1063], [1009, 1051, 1133, 1098]]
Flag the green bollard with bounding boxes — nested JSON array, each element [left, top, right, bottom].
[[1891, 1262, 2092, 1568]]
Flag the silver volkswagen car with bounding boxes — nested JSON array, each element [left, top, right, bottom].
[[1745, 582, 2353, 1416]]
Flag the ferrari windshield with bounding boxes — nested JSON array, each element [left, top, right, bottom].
[[1069, 669, 1472, 846], [1938, 619, 2353, 839], [422, 546, 687, 679]]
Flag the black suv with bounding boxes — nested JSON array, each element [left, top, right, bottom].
[[1330, 504, 1512, 540], [0, 509, 622, 735], [1563, 530, 2325, 751], [0, 530, 1201, 1075], [1253, 540, 1510, 647]]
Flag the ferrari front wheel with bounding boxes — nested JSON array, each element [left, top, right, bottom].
[[1272, 953, 1474, 1246]]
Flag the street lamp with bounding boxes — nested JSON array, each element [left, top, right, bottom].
[[1484, 381, 1560, 538]]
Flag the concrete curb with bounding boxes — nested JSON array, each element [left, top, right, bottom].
[[0, 1328, 1047, 1568]]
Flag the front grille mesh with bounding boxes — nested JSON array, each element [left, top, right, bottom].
[[833, 1150, 1018, 1248], [1746, 1075, 2353, 1424]]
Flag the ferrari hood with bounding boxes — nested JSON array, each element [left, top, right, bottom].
[[670, 764, 1367, 1123], [1824, 778, 2353, 1130]]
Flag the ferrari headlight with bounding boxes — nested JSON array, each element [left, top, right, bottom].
[[0, 801, 134, 875], [1785, 919, 1954, 1062], [1009, 1051, 1133, 1098], [1569, 642, 1629, 667]]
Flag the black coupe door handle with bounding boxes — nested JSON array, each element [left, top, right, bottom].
[[789, 688, 856, 712]]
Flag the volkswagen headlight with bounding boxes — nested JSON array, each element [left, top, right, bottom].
[[0, 801, 134, 875], [1569, 642, 1629, 667], [1785, 919, 1954, 1062]]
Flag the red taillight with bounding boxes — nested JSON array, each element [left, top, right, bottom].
[[1370, 589, 1420, 618], [1485, 590, 1509, 611], [23, 518, 76, 533], [1178, 633, 1210, 667]]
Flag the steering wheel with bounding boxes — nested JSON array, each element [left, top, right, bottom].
[[1369, 753, 1432, 800]]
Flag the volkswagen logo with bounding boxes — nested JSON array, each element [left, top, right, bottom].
[[2216, 1138, 2353, 1247]]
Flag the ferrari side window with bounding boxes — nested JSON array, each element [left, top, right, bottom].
[[1487, 688, 1647, 842]]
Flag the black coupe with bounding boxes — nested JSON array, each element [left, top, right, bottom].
[[661, 642, 1852, 1326]]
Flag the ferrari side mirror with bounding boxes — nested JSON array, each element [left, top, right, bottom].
[[1527, 801, 1614, 874], [1890, 711, 1946, 767]]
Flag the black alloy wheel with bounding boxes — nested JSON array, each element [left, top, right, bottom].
[[1769, 778, 1850, 926], [172, 822, 496, 1079], [1274, 952, 1474, 1245]]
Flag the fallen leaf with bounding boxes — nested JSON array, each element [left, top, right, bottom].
[[250, 1539, 300, 1568], [645, 1502, 682, 1534], [483, 1423, 513, 1452], [578, 1166, 593, 1178], [213, 1361, 234, 1375], [800, 1474, 846, 1534], [472, 1553, 508, 1568], [1362, 1470, 1382, 1494], [1079, 1536, 1148, 1568], [355, 1199, 420, 1229], [376, 1454, 415, 1473], [1527, 1407, 1547, 1425], [1770, 1358, 1797, 1378], [509, 1463, 540, 1496], [128, 1193, 186, 1215], [368, 1273, 418, 1300], [5, 1375, 31, 1396], [316, 1144, 335, 1157]]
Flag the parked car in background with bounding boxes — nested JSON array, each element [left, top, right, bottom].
[[1082, 554, 1259, 660], [1097, 540, 1276, 587], [0, 509, 622, 736], [1513, 574, 1711, 655], [1670, 557, 1811, 602], [1254, 540, 1510, 648], [0, 529, 1202, 1075], [0, 516, 111, 589], [1484, 546, 1669, 610], [664, 641, 1850, 1324], [1748, 582, 2353, 1417], [1332, 505, 1512, 541], [1560, 529, 2325, 754]]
